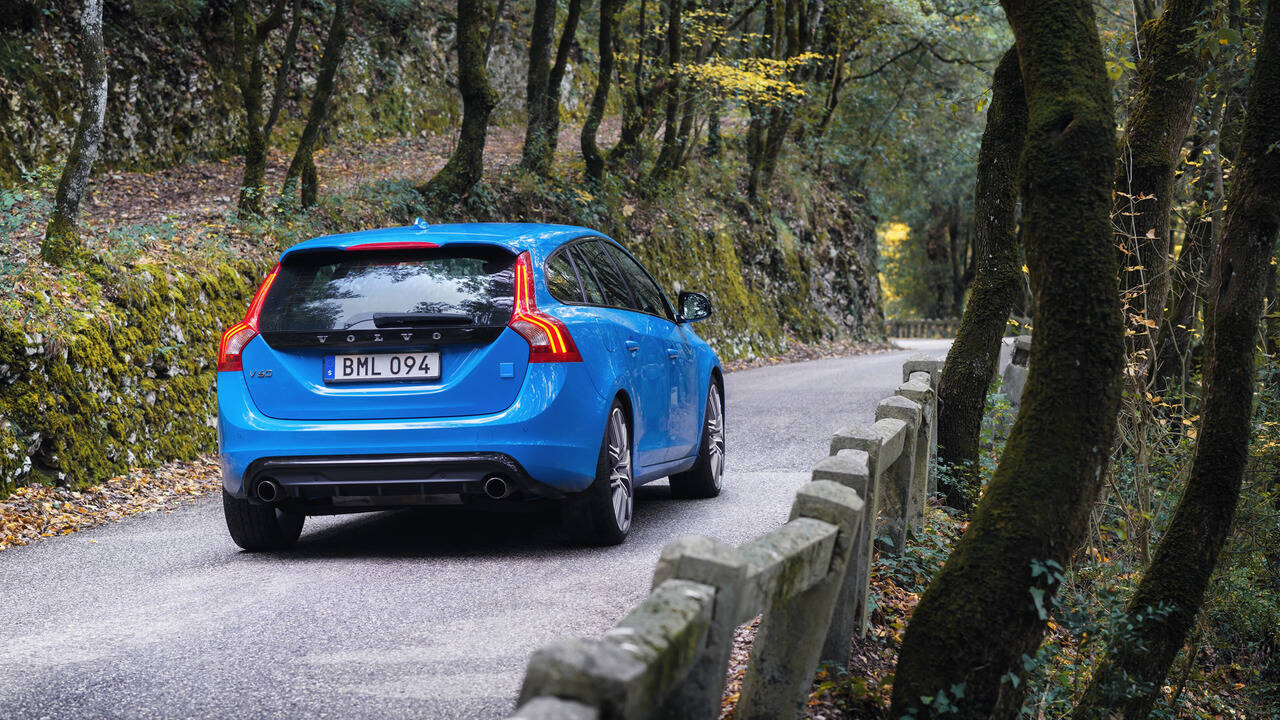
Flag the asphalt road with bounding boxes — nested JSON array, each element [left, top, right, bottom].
[[0, 339, 952, 720]]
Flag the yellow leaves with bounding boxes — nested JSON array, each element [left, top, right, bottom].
[[0, 458, 220, 551], [676, 52, 825, 107]]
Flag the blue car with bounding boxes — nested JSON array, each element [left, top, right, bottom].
[[217, 222, 725, 550]]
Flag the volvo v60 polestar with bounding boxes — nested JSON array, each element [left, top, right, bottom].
[[217, 222, 725, 550]]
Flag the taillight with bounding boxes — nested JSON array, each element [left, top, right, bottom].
[[218, 264, 280, 372], [509, 252, 582, 363]]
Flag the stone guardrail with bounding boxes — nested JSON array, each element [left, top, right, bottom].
[[885, 317, 960, 339], [1001, 334, 1032, 407], [507, 357, 944, 720]]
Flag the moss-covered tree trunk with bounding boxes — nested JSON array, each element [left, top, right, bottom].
[[935, 46, 1027, 512], [420, 0, 498, 198], [282, 0, 348, 208], [889, 1, 1123, 717], [521, 0, 582, 175], [651, 0, 683, 178], [1115, 0, 1210, 367], [519, 0, 556, 175], [42, 0, 107, 266], [233, 0, 289, 217], [1074, 4, 1280, 716], [582, 0, 620, 182], [1150, 152, 1215, 394], [544, 0, 583, 158], [610, 0, 648, 165]]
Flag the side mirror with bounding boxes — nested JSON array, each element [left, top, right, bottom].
[[677, 291, 713, 323]]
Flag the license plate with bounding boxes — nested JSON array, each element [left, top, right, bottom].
[[324, 352, 441, 383]]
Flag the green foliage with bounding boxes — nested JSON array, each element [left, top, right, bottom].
[[994, 356, 1280, 718]]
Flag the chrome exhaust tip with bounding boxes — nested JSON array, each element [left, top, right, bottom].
[[255, 478, 282, 503], [482, 475, 513, 500]]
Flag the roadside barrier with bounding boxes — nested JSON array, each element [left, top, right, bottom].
[[885, 317, 959, 339], [508, 358, 943, 720]]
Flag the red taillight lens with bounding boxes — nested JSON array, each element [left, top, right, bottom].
[[218, 264, 280, 372], [509, 252, 582, 363]]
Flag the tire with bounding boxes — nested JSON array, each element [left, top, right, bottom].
[[562, 401, 634, 546], [222, 489, 305, 551], [669, 381, 725, 499]]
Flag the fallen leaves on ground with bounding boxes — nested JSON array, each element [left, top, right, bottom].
[[0, 458, 220, 551], [723, 338, 892, 373]]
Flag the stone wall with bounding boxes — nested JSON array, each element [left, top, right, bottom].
[[0, 258, 268, 493], [0, 0, 556, 180]]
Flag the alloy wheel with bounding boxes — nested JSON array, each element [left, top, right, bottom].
[[707, 385, 725, 490], [607, 407, 633, 533]]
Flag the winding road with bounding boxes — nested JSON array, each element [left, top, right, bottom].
[[0, 340, 952, 719]]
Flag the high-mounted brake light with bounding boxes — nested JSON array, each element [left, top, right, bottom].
[[509, 252, 582, 363], [218, 264, 280, 373], [345, 241, 440, 251]]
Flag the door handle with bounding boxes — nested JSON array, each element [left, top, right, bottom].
[[625, 340, 640, 353], [666, 347, 680, 359]]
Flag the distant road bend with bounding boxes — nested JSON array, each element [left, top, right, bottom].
[[0, 340, 952, 719]]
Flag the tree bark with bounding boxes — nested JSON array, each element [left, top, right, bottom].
[[609, 0, 648, 164], [420, 0, 499, 197], [890, 1, 1123, 717], [1074, 3, 1280, 716], [544, 0, 583, 157], [582, 0, 620, 182], [42, 0, 107, 266], [651, 0, 683, 178], [519, 0, 556, 174], [233, 0, 288, 216], [1115, 0, 1211, 370], [282, 0, 348, 208], [935, 46, 1027, 512]]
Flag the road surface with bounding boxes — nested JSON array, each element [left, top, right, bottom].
[[0, 340, 952, 719]]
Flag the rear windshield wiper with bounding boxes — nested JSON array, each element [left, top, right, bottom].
[[372, 312, 474, 328]]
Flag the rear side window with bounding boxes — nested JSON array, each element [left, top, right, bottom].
[[259, 247, 515, 332], [575, 240, 633, 309], [544, 251, 584, 303], [605, 243, 674, 320], [568, 245, 608, 305]]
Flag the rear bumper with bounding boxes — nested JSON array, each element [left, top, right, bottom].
[[217, 362, 608, 500], [244, 452, 565, 511]]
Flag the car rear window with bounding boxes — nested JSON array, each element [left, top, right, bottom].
[[259, 247, 516, 333]]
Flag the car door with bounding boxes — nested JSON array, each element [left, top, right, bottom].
[[602, 243, 699, 462], [571, 240, 669, 469]]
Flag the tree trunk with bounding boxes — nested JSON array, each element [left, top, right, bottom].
[[745, 107, 766, 200], [890, 1, 1123, 717], [1074, 3, 1280, 716], [609, 0, 647, 165], [705, 102, 722, 158], [42, 0, 107, 266], [519, 0, 556, 175], [234, 0, 287, 217], [935, 46, 1027, 512], [582, 0, 619, 182], [1115, 0, 1211, 369], [544, 0, 583, 157], [1268, 272, 1279, 357], [420, 0, 499, 198], [282, 0, 349, 207], [651, 0, 683, 178]]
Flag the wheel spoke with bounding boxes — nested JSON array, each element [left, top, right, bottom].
[[607, 407, 633, 532]]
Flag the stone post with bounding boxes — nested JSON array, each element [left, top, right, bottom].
[[875, 395, 923, 546], [897, 365, 939, 499], [736, 481, 863, 720], [811, 453, 871, 663], [649, 536, 748, 720]]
